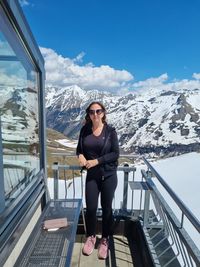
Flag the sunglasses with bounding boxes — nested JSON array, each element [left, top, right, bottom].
[[88, 109, 104, 115]]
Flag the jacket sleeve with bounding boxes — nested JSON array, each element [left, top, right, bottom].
[[97, 128, 119, 164], [76, 126, 84, 156]]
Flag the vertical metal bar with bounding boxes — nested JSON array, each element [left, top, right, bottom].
[[53, 162, 59, 200], [139, 171, 145, 216], [0, 117, 5, 212], [64, 160, 68, 199], [143, 188, 150, 227], [122, 164, 129, 211], [72, 169, 75, 199], [188, 253, 195, 267], [181, 212, 184, 228], [38, 61, 46, 176], [174, 229, 188, 266], [80, 170, 83, 199], [65, 176, 68, 199], [36, 65, 48, 206], [82, 206, 86, 233], [131, 169, 135, 212]]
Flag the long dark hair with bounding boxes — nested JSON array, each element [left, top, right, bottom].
[[85, 101, 107, 124]]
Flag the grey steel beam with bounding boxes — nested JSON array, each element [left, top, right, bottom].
[[0, 117, 5, 212], [0, 55, 18, 61]]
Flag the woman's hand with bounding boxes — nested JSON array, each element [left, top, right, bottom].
[[78, 154, 87, 167], [85, 159, 98, 169]]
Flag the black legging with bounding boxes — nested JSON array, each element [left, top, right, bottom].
[[85, 172, 117, 238]]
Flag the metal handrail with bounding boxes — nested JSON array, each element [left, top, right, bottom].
[[52, 163, 136, 212], [143, 157, 200, 234], [52, 164, 136, 172]]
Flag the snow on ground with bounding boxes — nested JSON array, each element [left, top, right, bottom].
[[150, 152, 200, 249], [55, 139, 77, 148], [151, 152, 200, 220]]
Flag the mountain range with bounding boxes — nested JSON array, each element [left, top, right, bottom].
[[46, 85, 200, 158], [1, 86, 39, 152]]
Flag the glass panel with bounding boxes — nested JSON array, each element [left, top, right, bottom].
[[0, 6, 40, 206]]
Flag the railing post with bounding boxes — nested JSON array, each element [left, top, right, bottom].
[[143, 189, 150, 227], [53, 162, 59, 200], [122, 163, 129, 211], [0, 117, 5, 212], [131, 168, 135, 212]]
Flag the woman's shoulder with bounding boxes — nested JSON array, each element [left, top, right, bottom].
[[105, 124, 116, 132], [80, 122, 92, 134]]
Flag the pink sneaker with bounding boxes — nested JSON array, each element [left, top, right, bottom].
[[98, 238, 109, 259], [82, 235, 96, 255]]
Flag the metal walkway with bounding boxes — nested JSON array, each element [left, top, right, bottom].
[[71, 235, 134, 267], [14, 199, 82, 267]]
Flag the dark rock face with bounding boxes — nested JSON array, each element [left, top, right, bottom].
[[160, 91, 177, 96], [154, 130, 163, 140], [138, 118, 148, 128], [46, 107, 82, 137], [180, 128, 189, 136], [134, 143, 200, 157]]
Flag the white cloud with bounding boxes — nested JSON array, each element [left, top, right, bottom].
[[73, 52, 86, 63], [40, 47, 134, 92], [0, 69, 27, 88], [40, 47, 200, 94], [133, 73, 168, 89], [131, 73, 200, 93], [19, 0, 30, 6], [192, 72, 200, 80]]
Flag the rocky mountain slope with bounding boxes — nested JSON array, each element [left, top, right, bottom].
[[46, 85, 200, 157], [1, 86, 39, 152]]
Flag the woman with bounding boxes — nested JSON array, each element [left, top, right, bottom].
[[76, 101, 119, 259]]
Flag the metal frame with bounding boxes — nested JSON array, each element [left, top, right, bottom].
[[143, 157, 200, 233], [14, 199, 83, 267], [0, 118, 5, 212], [1, 0, 44, 71], [52, 163, 136, 212], [0, 0, 47, 201], [140, 159, 200, 266], [0, 0, 46, 178], [0, 55, 18, 61], [0, 170, 44, 236], [0, 0, 47, 264], [0, 171, 45, 266]]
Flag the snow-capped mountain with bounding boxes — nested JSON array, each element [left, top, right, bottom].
[[1, 87, 39, 152], [46, 85, 115, 137], [46, 85, 200, 157]]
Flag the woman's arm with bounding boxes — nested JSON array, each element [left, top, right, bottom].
[[76, 128, 83, 156], [76, 126, 87, 166], [78, 154, 87, 167], [85, 159, 98, 169]]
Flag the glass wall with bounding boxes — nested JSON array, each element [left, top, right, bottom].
[[0, 5, 40, 207]]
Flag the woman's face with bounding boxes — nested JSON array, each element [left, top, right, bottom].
[[88, 103, 104, 125]]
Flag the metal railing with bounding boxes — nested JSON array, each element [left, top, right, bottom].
[[51, 163, 136, 212], [140, 158, 200, 267], [51, 157, 200, 267]]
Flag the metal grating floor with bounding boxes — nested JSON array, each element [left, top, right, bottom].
[[19, 230, 69, 266], [14, 199, 82, 267]]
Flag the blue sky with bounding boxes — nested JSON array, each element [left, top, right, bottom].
[[20, 0, 200, 93]]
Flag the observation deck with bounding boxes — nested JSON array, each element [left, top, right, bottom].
[[1, 152, 200, 266], [46, 157, 200, 267]]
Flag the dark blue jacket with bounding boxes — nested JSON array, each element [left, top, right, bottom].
[[76, 123, 119, 177]]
